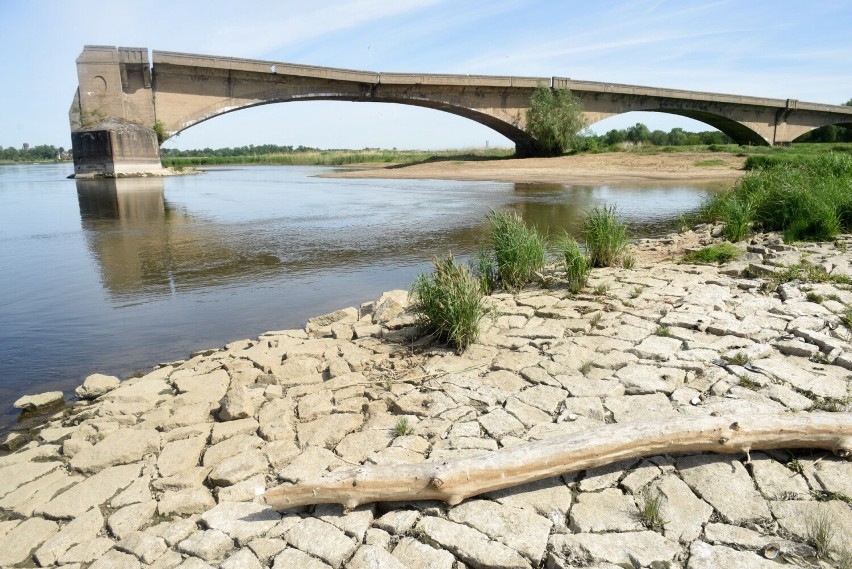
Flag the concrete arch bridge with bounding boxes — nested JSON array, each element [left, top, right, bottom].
[[69, 46, 852, 176]]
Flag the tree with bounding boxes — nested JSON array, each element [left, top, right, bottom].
[[525, 85, 586, 156], [626, 122, 651, 143]]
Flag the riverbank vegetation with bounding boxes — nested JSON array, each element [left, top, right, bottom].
[[699, 153, 852, 243], [160, 146, 513, 167], [487, 211, 547, 291], [0, 144, 68, 162]]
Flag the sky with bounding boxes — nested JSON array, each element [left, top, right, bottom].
[[1, 0, 851, 151]]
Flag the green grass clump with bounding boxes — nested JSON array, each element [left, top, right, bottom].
[[654, 325, 672, 337], [487, 211, 546, 291], [842, 307, 852, 330], [583, 206, 629, 267], [394, 417, 414, 436], [681, 243, 741, 265], [559, 234, 590, 293], [700, 153, 852, 243], [471, 250, 498, 296], [638, 490, 667, 532], [724, 352, 750, 366], [411, 255, 487, 351], [807, 510, 837, 559], [694, 159, 726, 167], [767, 262, 852, 287]]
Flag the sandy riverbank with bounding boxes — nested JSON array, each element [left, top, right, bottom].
[[325, 151, 747, 185], [1, 226, 851, 568]]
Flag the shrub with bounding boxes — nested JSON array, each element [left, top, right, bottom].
[[583, 206, 628, 267], [470, 250, 498, 296], [559, 234, 590, 293], [411, 255, 486, 351], [487, 211, 546, 291], [525, 85, 586, 156]]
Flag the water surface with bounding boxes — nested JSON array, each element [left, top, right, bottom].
[[0, 163, 724, 430]]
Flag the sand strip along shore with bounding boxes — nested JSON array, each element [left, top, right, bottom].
[[1, 227, 851, 568], [323, 151, 747, 185]]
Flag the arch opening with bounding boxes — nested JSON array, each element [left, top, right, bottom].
[[585, 109, 765, 146]]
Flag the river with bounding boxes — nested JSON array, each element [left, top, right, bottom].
[[0, 162, 725, 430]]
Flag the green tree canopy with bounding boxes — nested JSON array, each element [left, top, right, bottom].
[[525, 85, 586, 156]]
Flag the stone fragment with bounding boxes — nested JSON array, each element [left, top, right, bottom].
[[70, 428, 160, 473], [207, 448, 269, 486], [686, 541, 775, 569], [415, 516, 531, 569], [375, 510, 420, 535], [0, 459, 62, 499], [335, 429, 395, 463], [111, 474, 153, 507], [651, 474, 713, 543], [0, 517, 59, 567], [297, 413, 364, 449], [297, 390, 334, 421], [248, 538, 287, 565], [703, 523, 769, 549], [285, 518, 357, 568], [449, 500, 552, 564], [347, 545, 407, 569], [203, 433, 264, 466], [221, 548, 263, 569], [277, 446, 343, 483], [569, 488, 642, 532], [314, 504, 375, 541], [174, 556, 215, 569], [34, 506, 104, 565], [200, 502, 280, 545], [177, 529, 235, 563], [89, 549, 142, 569], [392, 537, 455, 569], [769, 499, 852, 551], [257, 398, 297, 441], [117, 531, 169, 564], [478, 407, 525, 439], [678, 455, 771, 524], [211, 417, 258, 444], [604, 392, 678, 423], [549, 531, 681, 568], [158, 435, 207, 477], [75, 373, 120, 399], [39, 462, 141, 519], [148, 517, 199, 546], [272, 548, 333, 569], [13, 390, 64, 410], [217, 473, 267, 502], [218, 384, 255, 421], [630, 335, 683, 361], [485, 477, 573, 530], [158, 487, 216, 516], [108, 500, 158, 539], [577, 459, 635, 492], [154, 466, 212, 491], [58, 536, 115, 564], [750, 453, 810, 499]]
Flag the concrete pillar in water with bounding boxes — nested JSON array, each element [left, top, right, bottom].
[[69, 46, 163, 177]]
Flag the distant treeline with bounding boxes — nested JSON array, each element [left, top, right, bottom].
[[160, 144, 325, 158], [0, 145, 67, 162], [587, 124, 733, 147]]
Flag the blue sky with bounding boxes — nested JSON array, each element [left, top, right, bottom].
[[1, 0, 850, 150]]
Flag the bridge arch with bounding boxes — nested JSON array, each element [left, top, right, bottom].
[[166, 92, 536, 153]]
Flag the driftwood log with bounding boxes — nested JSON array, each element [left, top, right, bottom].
[[264, 412, 852, 510]]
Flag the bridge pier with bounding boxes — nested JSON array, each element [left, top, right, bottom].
[[70, 46, 163, 178]]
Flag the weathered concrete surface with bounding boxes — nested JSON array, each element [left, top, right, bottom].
[[2, 227, 851, 568]]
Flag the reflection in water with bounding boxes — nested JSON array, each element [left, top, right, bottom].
[[2, 164, 726, 432], [77, 178, 282, 299]]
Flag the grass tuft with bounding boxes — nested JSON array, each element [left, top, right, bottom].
[[411, 255, 487, 351], [579, 361, 593, 375], [654, 325, 672, 337], [487, 211, 546, 291], [681, 243, 741, 264], [638, 489, 667, 532], [394, 417, 414, 436], [559, 234, 591, 293], [807, 510, 837, 559], [724, 352, 750, 366], [583, 206, 629, 267]]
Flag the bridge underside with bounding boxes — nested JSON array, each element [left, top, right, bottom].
[[69, 46, 852, 176]]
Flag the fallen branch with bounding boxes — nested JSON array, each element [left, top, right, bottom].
[[265, 412, 852, 510]]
